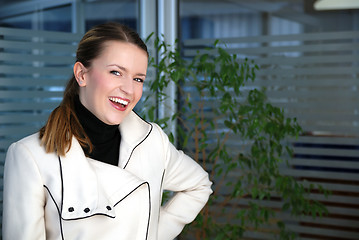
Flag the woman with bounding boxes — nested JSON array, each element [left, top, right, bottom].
[[2, 22, 212, 240]]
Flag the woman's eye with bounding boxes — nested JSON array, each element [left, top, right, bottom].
[[134, 78, 144, 83], [110, 70, 121, 76]]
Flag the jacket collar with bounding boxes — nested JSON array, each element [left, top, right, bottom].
[[59, 134, 149, 220], [118, 111, 152, 168]]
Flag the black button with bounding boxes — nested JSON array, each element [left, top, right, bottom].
[[106, 206, 112, 211], [68, 207, 74, 212], [84, 208, 90, 213]]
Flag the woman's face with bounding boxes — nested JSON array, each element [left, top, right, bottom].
[[76, 41, 148, 125]]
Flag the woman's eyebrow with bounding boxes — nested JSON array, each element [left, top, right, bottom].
[[107, 64, 146, 77], [107, 64, 127, 72]]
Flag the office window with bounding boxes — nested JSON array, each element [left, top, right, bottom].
[[0, 1, 72, 31], [0, 0, 138, 33], [85, 0, 138, 31]]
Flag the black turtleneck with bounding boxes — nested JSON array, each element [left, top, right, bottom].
[[74, 96, 121, 166]]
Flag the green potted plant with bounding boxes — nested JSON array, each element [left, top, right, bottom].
[[141, 37, 329, 240]]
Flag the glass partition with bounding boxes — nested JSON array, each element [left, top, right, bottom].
[[180, 0, 359, 41], [0, 0, 138, 32]]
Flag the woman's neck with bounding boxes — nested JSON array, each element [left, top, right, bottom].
[[74, 96, 121, 166]]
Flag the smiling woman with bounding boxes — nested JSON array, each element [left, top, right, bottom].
[[2, 22, 212, 240]]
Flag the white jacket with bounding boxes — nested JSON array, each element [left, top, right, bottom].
[[2, 111, 212, 240]]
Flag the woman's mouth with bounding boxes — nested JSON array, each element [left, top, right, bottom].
[[109, 97, 129, 110]]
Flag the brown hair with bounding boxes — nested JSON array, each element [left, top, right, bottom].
[[39, 22, 148, 156]]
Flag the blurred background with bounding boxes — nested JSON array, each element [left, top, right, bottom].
[[0, 0, 358, 239]]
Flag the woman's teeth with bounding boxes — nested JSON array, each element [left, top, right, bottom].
[[109, 97, 129, 106]]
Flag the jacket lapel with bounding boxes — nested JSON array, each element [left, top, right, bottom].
[[118, 111, 152, 169]]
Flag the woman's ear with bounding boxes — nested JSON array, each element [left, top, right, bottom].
[[73, 62, 87, 87]]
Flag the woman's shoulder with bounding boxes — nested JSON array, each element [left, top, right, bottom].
[[13, 132, 41, 148], [7, 132, 47, 158]]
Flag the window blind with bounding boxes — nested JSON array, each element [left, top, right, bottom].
[[0, 27, 82, 231], [183, 31, 359, 239]]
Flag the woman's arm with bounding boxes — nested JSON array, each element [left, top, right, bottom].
[[2, 142, 46, 240], [155, 125, 213, 240]]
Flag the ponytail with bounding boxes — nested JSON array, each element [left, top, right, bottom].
[[39, 76, 92, 156]]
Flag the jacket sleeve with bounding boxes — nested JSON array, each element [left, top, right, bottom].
[[155, 125, 213, 240], [2, 142, 46, 240]]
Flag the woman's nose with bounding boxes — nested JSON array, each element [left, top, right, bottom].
[[120, 77, 134, 94]]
